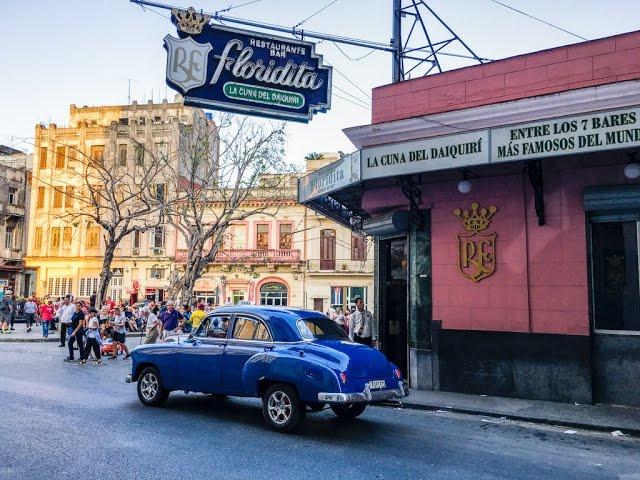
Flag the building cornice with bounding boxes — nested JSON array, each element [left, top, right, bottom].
[[343, 80, 640, 149]]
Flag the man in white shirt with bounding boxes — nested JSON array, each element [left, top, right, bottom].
[[349, 297, 376, 347], [57, 297, 75, 347], [142, 308, 160, 344], [109, 307, 131, 359]]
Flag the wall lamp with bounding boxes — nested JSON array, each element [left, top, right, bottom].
[[624, 152, 640, 179], [457, 169, 472, 194]]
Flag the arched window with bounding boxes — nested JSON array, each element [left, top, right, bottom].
[[260, 282, 288, 306]]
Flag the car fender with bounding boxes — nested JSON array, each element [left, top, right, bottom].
[[253, 347, 341, 403], [130, 343, 180, 390]]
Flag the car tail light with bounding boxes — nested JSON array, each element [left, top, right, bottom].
[[340, 372, 347, 384], [393, 368, 402, 379]]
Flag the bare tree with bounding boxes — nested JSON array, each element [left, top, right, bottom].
[[47, 135, 168, 306], [165, 114, 295, 304]]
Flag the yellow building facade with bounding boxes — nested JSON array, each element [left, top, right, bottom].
[[25, 99, 212, 302], [25, 100, 373, 311]]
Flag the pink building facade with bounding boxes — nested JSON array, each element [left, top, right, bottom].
[[301, 30, 640, 406]]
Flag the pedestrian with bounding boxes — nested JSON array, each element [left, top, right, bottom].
[[80, 313, 102, 365], [190, 303, 206, 331], [39, 300, 55, 338], [57, 296, 74, 347], [334, 307, 348, 335], [5, 293, 16, 331], [65, 302, 86, 362], [0, 295, 11, 334], [109, 306, 131, 360], [349, 297, 376, 347], [178, 304, 192, 333], [141, 307, 160, 344], [159, 301, 182, 338]]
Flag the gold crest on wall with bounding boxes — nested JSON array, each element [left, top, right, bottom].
[[452, 202, 498, 283]]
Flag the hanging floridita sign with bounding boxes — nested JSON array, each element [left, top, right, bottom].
[[164, 7, 332, 123]]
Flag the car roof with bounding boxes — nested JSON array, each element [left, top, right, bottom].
[[212, 305, 324, 318], [210, 306, 328, 342]]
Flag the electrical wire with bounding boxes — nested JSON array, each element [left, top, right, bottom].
[[332, 41, 377, 61], [332, 67, 371, 103], [333, 84, 371, 109], [216, 0, 264, 15], [293, 0, 339, 30], [333, 93, 370, 111], [488, 0, 588, 41]]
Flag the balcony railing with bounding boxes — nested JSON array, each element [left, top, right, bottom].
[[306, 259, 373, 273], [175, 248, 301, 265]]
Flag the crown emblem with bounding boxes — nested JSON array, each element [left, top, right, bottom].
[[171, 7, 210, 35], [453, 202, 497, 232]]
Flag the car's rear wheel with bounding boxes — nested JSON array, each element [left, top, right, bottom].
[[137, 367, 169, 407], [262, 384, 305, 432], [330, 403, 367, 419]]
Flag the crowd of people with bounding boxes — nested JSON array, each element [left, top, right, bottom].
[[0, 292, 214, 365], [1, 292, 376, 358]]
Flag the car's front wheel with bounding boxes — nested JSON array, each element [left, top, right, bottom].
[[137, 367, 169, 407], [262, 384, 305, 432], [330, 403, 367, 419]]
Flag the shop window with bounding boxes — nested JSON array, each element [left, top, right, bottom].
[[47, 277, 73, 297], [260, 282, 288, 306], [591, 220, 640, 332], [232, 289, 245, 304], [79, 277, 99, 298], [256, 224, 269, 249], [351, 234, 367, 261], [279, 224, 292, 250], [55, 146, 66, 169]]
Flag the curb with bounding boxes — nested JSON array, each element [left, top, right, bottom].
[[396, 400, 640, 438], [0, 333, 145, 343]]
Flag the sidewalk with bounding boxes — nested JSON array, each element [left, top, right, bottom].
[[403, 389, 640, 436], [0, 329, 144, 342]]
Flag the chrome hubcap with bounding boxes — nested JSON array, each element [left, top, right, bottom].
[[267, 391, 292, 425], [140, 372, 159, 401]]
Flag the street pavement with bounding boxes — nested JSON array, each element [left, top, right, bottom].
[[1, 341, 639, 480]]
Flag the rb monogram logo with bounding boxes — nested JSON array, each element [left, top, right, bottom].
[[452, 202, 498, 283]]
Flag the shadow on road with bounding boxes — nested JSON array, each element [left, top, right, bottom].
[[123, 392, 411, 441]]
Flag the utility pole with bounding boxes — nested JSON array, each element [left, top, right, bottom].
[[392, 0, 403, 83]]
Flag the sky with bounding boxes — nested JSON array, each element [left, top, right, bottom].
[[2, 0, 639, 168]]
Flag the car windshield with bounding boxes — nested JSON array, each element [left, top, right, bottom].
[[297, 317, 349, 341]]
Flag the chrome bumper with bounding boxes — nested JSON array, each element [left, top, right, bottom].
[[125, 374, 132, 383], [318, 381, 409, 404]]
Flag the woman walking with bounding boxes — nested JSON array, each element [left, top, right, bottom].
[[80, 314, 102, 365], [39, 300, 55, 338]]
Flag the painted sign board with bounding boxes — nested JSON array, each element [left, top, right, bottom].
[[298, 152, 361, 202], [361, 131, 489, 180], [165, 9, 332, 123], [491, 107, 640, 163]]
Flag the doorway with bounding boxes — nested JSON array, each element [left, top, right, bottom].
[[379, 237, 408, 377]]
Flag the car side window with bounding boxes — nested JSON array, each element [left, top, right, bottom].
[[254, 322, 272, 341], [207, 315, 231, 338], [195, 317, 210, 338], [232, 316, 272, 341]]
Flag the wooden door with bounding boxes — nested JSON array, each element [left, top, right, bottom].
[[320, 229, 336, 270]]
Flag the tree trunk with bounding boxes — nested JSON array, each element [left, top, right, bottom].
[[97, 243, 117, 306]]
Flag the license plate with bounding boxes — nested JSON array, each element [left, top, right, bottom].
[[368, 380, 386, 390]]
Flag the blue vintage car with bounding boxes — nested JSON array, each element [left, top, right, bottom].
[[126, 306, 408, 431]]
